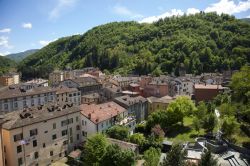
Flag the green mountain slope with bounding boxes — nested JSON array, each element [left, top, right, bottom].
[[18, 13, 250, 79], [240, 18, 250, 24], [0, 56, 16, 75], [6, 49, 39, 62]]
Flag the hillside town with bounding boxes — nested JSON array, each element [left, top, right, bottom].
[[0, 67, 249, 166]]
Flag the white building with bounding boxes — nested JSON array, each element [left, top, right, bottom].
[[80, 101, 136, 140], [0, 85, 56, 114]]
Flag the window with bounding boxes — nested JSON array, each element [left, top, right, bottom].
[[52, 134, 57, 140], [33, 140, 37, 147], [61, 120, 68, 127], [30, 129, 38, 137], [4, 104, 8, 110], [68, 118, 73, 124], [13, 133, 23, 142], [34, 151, 39, 159], [53, 123, 56, 129], [43, 143, 46, 148], [14, 102, 18, 108], [44, 131, 48, 133], [61, 130, 67, 136], [69, 128, 72, 136], [76, 125, 80, 130], [59, 153, 62, 157], [23, 101, 27, 107], [18, 157, 23, 166], [77, 134, 79, 140], [76, 116, 79, 122], [17, 145, 22, 153], [50, 151, 53, 156]]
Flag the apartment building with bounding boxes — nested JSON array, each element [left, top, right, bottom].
[[147, 95, 174, 114], [49, 70, 64, 86], [80, 102, 136, 140], [194, 84, 225, 102], [59, 77, 102, 95], [0, 84, 56, 114], [0, 73, 20, 86], [0, 103, 81, 166], [55, 86, 81, 105], [114, 95, 148, 123]]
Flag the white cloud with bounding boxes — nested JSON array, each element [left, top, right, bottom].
[[0, 51, 10, 56], [139, 9, 184, 23], [0, 28, 11, 33], [247, 15, 250, 18], [22, 23, 32, 29], [187, 8, 200, 15], [113, 5, 143, 19], [0, 36, 13, 49], [49, 0, 77, 20], [204, 0, 250, 15], [39, 39, 57, 46]]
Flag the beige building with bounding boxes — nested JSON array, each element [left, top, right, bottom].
[[0, 85, 56, 114], [147, 95, 174, 114], [49, 71, 64, 86], [0, 73, 20, 86], [1, 103, 81, 166], [55, 86, 81, 105]]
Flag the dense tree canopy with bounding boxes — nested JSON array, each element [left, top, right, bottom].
[[106, 125, 129, 141], [0, 56, 16, 75], [17, 13, 250, 79]]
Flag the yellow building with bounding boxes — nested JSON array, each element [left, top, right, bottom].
[[1, 104, 81, 166], [147, 95, 173, 114], [0, 73, 20, 86]]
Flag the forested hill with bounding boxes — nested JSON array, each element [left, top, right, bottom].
[[6, 49, 39, 62], [0, 56, 16, 75], [18, 12, 250, 79]]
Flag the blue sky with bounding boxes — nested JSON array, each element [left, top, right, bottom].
[[0, 0, 250, 55]]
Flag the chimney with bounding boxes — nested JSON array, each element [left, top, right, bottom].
[[88, 113, 91, 119]]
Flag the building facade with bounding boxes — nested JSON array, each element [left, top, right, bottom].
[[1, 104, 81, 166], [0, 73, 20, 86], [0, 85, 56, 114]]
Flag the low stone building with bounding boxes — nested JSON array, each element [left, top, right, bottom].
[[147, 95, 174, 114]]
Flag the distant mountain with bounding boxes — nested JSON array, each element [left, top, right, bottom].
[[0, 56, 16, 75], [18, 13, 250, 79], [240, 18, 250, 24], [6, 49, 39, 62]]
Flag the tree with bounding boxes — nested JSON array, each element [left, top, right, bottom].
[[83, 133, 108, 165], [202, 113, 217, 132], [151, 124, 165, 140], [129, 133, 146, 146], [221, 116, 239, 139], [193, 117, 202, 134], [198, 150, 219, 166], [162, 143, 187, 166], [230, 66, 250, 103], [106, 125, 129, 140], [143, 147, 161, 166], [218, 103, 235, 118], [101, 144, 135, 166]]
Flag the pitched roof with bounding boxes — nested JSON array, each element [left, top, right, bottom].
[[80, 102, 126, 124], [2, 103, 79, 130], [114, 95, 147, 107], [0, 85, 56, 100]]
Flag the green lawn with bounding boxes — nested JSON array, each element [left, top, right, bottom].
[[165, 117, 205, 143]]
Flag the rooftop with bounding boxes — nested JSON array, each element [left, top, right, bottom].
[[114, 95, 147, 107], [0, 85, 56, 100], [147, 95, 173, 104], [55, 86, 78, 94], [194, 84, 224, 90], [80, 101, 126, 124], [1, 103, 79, 130]]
